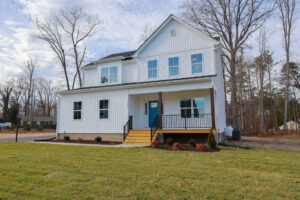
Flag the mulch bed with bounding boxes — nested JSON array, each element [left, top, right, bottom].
[[48, 139, 122, 145], [145, 144, 220, 152]]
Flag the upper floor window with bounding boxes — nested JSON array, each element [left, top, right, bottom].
[[148, 60, 157, 78], [99, 100, 109, 119], [169, 57, 179, 76], [101, 66, 118, 84], [73, 101, 82, 120], [191, 54, 203, 74]]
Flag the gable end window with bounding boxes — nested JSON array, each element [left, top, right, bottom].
[[101, 66, 118, 84], [191, 54, 203, 74], [148, 60, 157, 78], [99, 100, 109, 119], [73, 101, 82, 120], [169, 57, 179, 76]]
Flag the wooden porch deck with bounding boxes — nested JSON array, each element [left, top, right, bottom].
[[156, 129, 216, 134]]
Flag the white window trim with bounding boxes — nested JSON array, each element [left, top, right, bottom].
[[73, 101, 82, 121], [180, 97, 205, 117], [168, 56, 180, 77], [147, 59, 159, 80], [100, 66, 118, 85], [99, 99, 109, 119], [191, 53, 204, 75]]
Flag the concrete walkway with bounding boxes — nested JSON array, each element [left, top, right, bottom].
[[33, 141, 147, 148]]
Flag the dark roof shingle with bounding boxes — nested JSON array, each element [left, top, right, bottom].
[[84, 50, 136, 67], [101, 50, 136, 60]]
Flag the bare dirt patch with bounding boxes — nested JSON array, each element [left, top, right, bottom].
[[228, 136, 300, 151]]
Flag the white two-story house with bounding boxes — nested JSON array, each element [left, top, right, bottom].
[[56, 15, 226, 144]]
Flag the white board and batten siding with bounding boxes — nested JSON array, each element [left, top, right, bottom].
[[57, 90, 128, 134], [137, 19, 216, 82]]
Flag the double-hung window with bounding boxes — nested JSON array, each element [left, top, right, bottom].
[[169, 57, 179, 76], [180, 98, 192, 118], [99, 100, 109, 119], [192, 98, 205, 117], [180, 97, 205, 118], [101, 66, 118, 84], [148, 60, 157, 78], [73, 101, 82, 120], [191, 53, 203, 74]]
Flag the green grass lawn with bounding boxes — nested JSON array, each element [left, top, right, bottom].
[[0, 143, 299, 200]]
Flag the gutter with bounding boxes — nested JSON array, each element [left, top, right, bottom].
[[58, 74, 217, 95]]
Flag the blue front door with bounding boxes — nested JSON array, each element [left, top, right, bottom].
[[148, 101, 159, 127]]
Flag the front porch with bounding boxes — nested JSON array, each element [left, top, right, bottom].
[[124, 88, 216, 144]]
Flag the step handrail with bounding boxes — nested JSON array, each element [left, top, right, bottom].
[[123, 116, 132, 141], [150, 115, 159, 142]]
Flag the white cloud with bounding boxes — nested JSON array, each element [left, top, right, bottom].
[[0, 0, 299, 85]]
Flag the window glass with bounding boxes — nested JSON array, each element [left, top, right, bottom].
[[99, 100, 109, 119], [192, 98, 205, 117], [73, 101, 82, 120], [101, 68, 109, 83], [191, 54, 203, 74], [101, 67, 117, 83], [110, 67, 118, 83], [180, 98, 191, 118], [169, 57, 179, 76], [180, 98, 205, 118], [148, 60, 157, 78]]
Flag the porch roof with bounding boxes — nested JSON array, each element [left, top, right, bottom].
[[58, 74, 216, 95]]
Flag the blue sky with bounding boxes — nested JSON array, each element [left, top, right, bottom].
[[0, 0, 299, 82]]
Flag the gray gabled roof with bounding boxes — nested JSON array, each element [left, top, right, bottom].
[[84, 50, 136, 67], [101, 50, 136, 60]]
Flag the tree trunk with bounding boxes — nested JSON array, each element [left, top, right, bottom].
[[230, 54, 239, 129], [259, 68, 264, 131], [283, 52, 290, 131]]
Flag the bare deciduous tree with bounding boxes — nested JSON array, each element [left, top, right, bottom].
[[139, 24, 157, 44], [256, 29, 267, 131], [182, 0, 274, 129], [35, 78, 57, 116], [24, 57, 36, 124], [33, 16, 70, 90], [32, 6, 100, 90], [0, 80, 13, 121], [59, 6, 100, 88], [277, 0, 296, 131]]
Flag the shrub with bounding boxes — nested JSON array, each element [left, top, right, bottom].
[[172, 142, 180, 149], [24, 124, 31, 131], [188, 138, 196, 147], [207, 128, 217, 149], [196, 143, 203, 150], [64, 136, 70, 141], [95, 136, 102, 143], [165, 137, 174, 146], [151, 140, 159, 147]]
